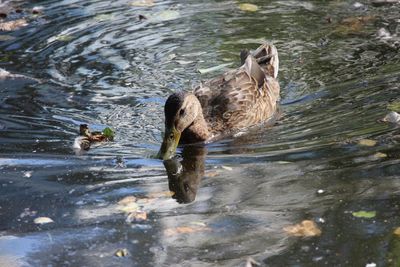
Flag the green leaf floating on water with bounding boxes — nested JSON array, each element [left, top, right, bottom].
[[102, 127, 115, 140], [352, 211, 376, 218]]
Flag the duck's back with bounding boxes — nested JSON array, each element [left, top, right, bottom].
[[193, 43, 280, 135]]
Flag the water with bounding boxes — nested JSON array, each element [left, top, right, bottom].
[[1, 0, 400, 266]]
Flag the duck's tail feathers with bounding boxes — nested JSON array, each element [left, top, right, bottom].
[[240, 43, 279, 79]]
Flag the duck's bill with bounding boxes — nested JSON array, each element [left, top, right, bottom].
[[157, 128, 181, 160]]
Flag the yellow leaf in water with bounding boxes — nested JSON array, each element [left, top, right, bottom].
[[393, 227, 400, 236], [33, 217, 54, 225], [131, 0, 154, 7], [358, 139, 377, 147], [117, 202, 139, 213], [221, 165, 233, 171], [374, 152, 387, 159], [115, 248, 129, 257], [238, 3, 259, 12], [118, 196, 137, 205], [283, 220, 321, 237]]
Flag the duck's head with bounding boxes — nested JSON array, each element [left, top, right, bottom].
[[157, 92, 202, 160]]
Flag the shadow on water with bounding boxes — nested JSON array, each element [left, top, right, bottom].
[[164, 145, 206, 204]]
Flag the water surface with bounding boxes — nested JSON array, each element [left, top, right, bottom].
[[1, 0, 400, 266]]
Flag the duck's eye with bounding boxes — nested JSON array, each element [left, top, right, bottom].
[[169, 133, 174, 140], [179, 109, 185, 116]]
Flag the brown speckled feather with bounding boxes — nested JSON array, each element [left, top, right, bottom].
[[193, 43, 280, 137]]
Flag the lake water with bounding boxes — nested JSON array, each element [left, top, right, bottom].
[[1, 0, 400, 266]]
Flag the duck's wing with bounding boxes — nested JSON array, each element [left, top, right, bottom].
[[194, 43, 280, 133]]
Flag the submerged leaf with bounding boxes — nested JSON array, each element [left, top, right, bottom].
[[352, 210, 376, 218], [131, 0, 155, 7], [0, 34, 15, 41], [373, 152, 387, 159], [358, 139, 377, 147], [34, 217, 54, 225], [164, 225, 211, 236], [152, 10, 180, 22], [94, 14, 114, 21], [394, 227, 400, 236], [238, 3, 259, 12], [117, 202, 139, 213], [388, 101, 400, 112], [118, 196, 137, 205], [283, 220, 321, 237], [54, 34, 74, 42]]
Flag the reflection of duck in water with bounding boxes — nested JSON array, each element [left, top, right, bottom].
[[163, 145, 206, 203], [158, 43, 280, 160]]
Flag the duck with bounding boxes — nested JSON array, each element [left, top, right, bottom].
[[158, 43, 280, 160]]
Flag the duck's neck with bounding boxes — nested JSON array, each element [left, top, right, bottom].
[[181, 110, 210, 144]]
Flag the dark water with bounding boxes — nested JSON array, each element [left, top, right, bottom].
[[1, 0, 400, 266]]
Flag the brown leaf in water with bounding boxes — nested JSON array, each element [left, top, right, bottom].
[[126, 211, 147, 223], [147, 191, 174, 198], [115, 248, 129, 257], [283, 220, 321, 237], [334, 15, 376, 35], [0, 19, 28, 31], [164, 223, 211, 236]]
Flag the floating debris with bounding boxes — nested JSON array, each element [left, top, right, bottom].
[[221, 165, 233, 171], [394, 227, 400, 236], [357, 139, 377, 147], [352, 210, 376, 218], [73, 124, 115, 152], [23, 171, 33, 178], [164, 224, 211, 236], [115, 248, 129, 257], [117, 202, 139, 213], [126, 211, 147, 223], [283, 220, 321, 237], [34, 217, 54, 225], [0, 19, 28, 31], [238, 3, 259, 12], [198, 63, 233, 74], [131, 0, 154, 7], [118, 196, 137, 205]]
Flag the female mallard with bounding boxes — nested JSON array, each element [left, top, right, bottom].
[[158, 43, 280, 160]]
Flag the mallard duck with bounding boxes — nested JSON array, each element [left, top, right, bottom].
[[158, 43, 280, 160]]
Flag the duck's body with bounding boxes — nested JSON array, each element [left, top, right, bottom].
[[159, 43, 280, 159]]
